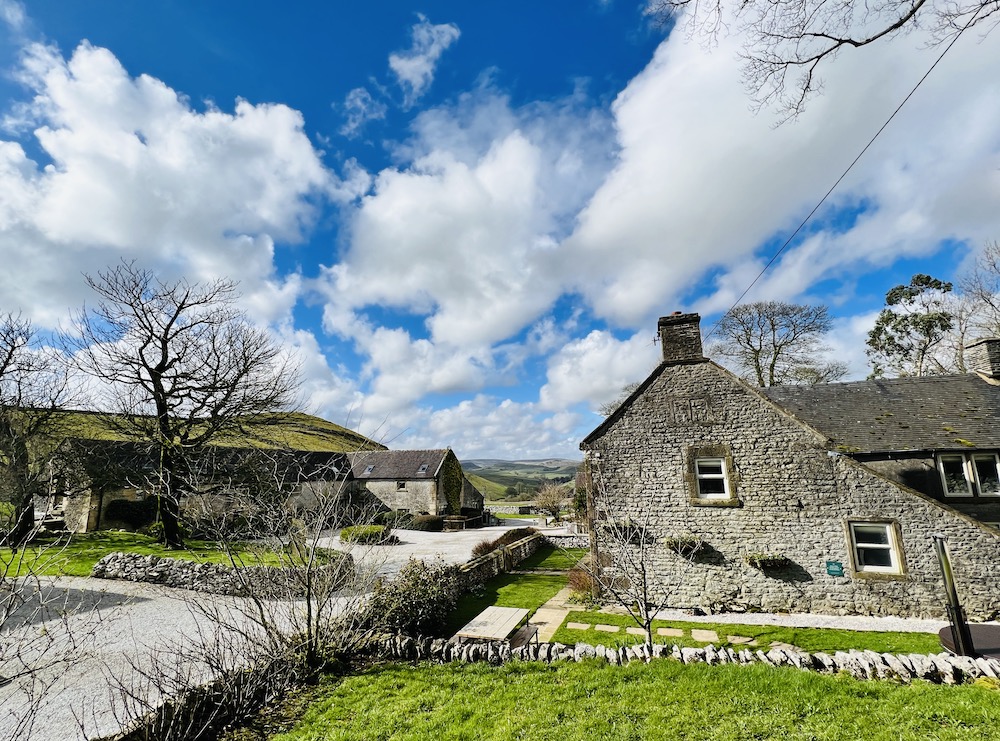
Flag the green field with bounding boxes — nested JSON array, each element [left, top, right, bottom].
[[463, 458, 579, 499], [0, 531, 282, 576], [238, 660, 1000, 741]]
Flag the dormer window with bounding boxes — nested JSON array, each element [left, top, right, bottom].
[[937, 453, 1000, 497]]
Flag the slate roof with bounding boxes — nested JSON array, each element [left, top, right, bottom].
[[762, 374, 1000, 453], [348, 449, 449, 480]]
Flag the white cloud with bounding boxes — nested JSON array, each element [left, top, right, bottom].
[[539, 329, 660, 411], [339, 86, 387, 138], [388, 15, 460, 107], [391, 395, 582, 460], [0, 41, 344, 328], [564, 16, 1000, 327], [0, 0, 24, 33]]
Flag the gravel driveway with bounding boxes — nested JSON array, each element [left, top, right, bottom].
[[1, 521, 535, 741]]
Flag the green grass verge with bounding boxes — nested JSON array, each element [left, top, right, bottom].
[[250, 660, 1000, 741], [1, 532, 282, 577], [516, 545, 588, 571], [444, 572, 566, 635], [551, 610, 942, 655], [492, 512, 536, 520]]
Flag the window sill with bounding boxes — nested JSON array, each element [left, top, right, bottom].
[[851, 570, 907, 581], [689, 497, 742, 508]]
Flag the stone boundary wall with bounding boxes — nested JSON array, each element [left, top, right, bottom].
[[366, 633, 1000, 685], [91, 551, 353, 598], [460, 532, 543, 583], [488, 505, 534, 515], [544, 534, 590, 550]]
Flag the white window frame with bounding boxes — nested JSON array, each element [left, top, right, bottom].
[[848, 521, 903, 575], [936, 453, 1000, 497], [694, 457, 731, 500]]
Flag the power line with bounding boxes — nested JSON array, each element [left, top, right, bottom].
[[704, 8, 986, 341]]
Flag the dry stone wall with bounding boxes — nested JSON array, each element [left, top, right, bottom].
[[91, 551, 353, 598], [366, 633, 1000, 685], [583, 361, 1000, 620]]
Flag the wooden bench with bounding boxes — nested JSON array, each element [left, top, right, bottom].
[[509, 623, 539, 648]]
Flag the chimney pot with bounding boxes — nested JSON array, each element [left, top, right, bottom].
[[657, 313, 705, 364]]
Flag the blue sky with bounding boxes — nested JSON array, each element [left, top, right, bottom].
[[1, 1, 998, 460]]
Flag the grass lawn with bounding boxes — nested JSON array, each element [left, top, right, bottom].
[[0, 531, 282, 577], [240, 660, 1000, 741], [551, 610, 943, 655], [444, 572, 566, 635], [492, 512, 536, 520], [516, 545, 588, 571]]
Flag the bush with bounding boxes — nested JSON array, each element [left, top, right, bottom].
[[567, 566, 596, 595], [470, 527, 538, 559], [405, 514, 444, 532], [364, 558, 464, 637], [375, 510, 413, 527], [339, 524, 397, 545]]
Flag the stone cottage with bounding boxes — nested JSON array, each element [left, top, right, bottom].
[[580, 312, 1000, 620], [347, 449, 484, 516]]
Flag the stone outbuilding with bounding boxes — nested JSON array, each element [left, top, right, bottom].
[[581, 312, 1000, 620], [347, 449, 484, 516]]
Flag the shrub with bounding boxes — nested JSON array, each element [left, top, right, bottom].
[[364, 559, 464, 636], [471, 538, 498, 558], [567, 565, 596, 595], [406, 514, 444, 532], [340, 524, 397, 545], [375, 510, 413, 527], [470, 527, 538, 559]]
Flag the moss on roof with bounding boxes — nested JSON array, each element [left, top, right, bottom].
[[30, 409, 382, 454]]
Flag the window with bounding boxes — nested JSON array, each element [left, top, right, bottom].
[[694, 458, 730, 499], [937, 453, 1000, 497], [848, 521, 903, 575], [396, 481, 406, 491], [363, 465, 375, 475], [417, 464, 428, 474]]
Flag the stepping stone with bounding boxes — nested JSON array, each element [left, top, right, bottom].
[[690, 629, 719, 643], [595, 624, 620, 633], [566, 622, 591, 631], [769, 641, 798, 651], [657, 627, 684, 638], [625, 627, 646, 636], [728, 635, 756, 645]]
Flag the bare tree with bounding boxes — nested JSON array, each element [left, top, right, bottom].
[[652, 0, 999, 116], [579, 459, 706, 651], [960, 241, 1000, 338], [711, 301, 847, 387], [67, 262, 300, 548], [534, 483, 568, 522], [0, 312, 72, 546], [599, 381, 642, 417]]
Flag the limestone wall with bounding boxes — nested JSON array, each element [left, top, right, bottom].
[[583, 361, 1000, 620]]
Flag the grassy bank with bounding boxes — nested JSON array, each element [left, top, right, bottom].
[[230, 660, 1000, 741]]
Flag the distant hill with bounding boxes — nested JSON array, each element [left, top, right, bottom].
[[461, 458, 580, 501]]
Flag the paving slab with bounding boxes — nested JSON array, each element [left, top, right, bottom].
[[625, 627, 646, 636], [657, 627, 684, 638], [728, 635, 757, 645], [690, 629, 719, 643], [595, 624, 620, 633], [566, 622, 591, 630]]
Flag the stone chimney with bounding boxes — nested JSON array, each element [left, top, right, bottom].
[[657, 312, 705, 364], [966, 338, 1000, 379]]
